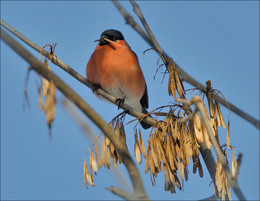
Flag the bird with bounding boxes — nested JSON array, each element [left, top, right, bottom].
[[86, 29, 151, 129]]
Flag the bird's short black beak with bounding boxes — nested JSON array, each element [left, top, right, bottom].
[[99, 36, 110, 46]]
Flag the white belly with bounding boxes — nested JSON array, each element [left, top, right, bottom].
[[105, 86, 142, 112]]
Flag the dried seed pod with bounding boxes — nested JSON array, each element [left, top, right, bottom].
[[139, 129, 147, 158], [91, 149, 97, 174], [104, 140, 111, 169], [215, 160, 223, 194], [44, 92, 56, 127], [89, 154, 94, 181], [145, 150, 150, 174], [174, 68, 185, 98], [178, 157, 184, 182], [98, 135, 106, 168], [134, 131, 142, 164], [84, 159, 94, 187], [151, 140, 159, 169], [149, 149, 156, 174], [105, 136, 110, 146], [83, 159, 88, 189], [166, 136, 176, 171], [94, 143, 98, 162], [110, 141, 115, 155], [215, 101, 226, 128], [155, 135, 167, 165], [168, 65, 176, 98], [174, 119, 181, 140], [175, 174, 182, 190], [164, 164, 176, 194], [194, 114, 204, 143], [226, 121, 230, 150], [115, 119, 120, 138]]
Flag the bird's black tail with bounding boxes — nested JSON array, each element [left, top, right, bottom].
[[140, 107, 152, 129]]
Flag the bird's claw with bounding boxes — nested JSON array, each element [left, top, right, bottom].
[[115, 98, 125, 110], [92, 84, 101, 93]]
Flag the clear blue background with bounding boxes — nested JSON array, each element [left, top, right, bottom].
[[1, 1, 259, 200]]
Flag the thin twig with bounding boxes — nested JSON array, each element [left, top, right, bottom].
[[112, 0, 260, 129], [0, 28, 149, 200], [177, 96, 246, 200], [0, 19, 156, 129]]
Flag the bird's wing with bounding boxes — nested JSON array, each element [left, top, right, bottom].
[[140, 83, 149, 109]]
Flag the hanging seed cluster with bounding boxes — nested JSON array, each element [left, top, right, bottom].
[[167, 59, 185, 98], [83, 118, 127, 188], [37, 45, 57, 130], [134, 109, 203, 194]]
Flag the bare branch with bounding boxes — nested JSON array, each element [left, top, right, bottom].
[[112, 0, 260, 129], [0, 28, 149, 200]]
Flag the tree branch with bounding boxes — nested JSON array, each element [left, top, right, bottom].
[[112, 0, 260, 130], [0, 28, 149, 200]]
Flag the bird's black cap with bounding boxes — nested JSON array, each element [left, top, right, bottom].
[[99, 29, 124, 46]]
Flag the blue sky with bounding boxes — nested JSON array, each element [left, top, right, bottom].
[[1, 1, 259, 200]]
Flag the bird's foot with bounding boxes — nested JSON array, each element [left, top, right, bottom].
[[92, 84, 101, 93], [115, 98, 125, 110]]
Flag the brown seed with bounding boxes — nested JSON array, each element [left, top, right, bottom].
[[139, 129, 147, 158], [175, 174, 182, 190], [215, 160, 222, 193], [178, 157, 184, 182], [226, 121, 230, 150], [44, 93, 56, 127], [83, 159, 88, 189], [216, 101, 226, 128], [84, 159, 94, 187], [91, 149, 97, 173], [134, 131, 142, 164], [168, 67, 176, 97], [145, 150, 150, 174], [174, 68, 184, 98]]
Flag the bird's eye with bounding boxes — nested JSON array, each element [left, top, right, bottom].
[[112, 37, 116, 41]]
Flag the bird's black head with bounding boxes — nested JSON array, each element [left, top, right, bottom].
[[99, 29, 124, 46]]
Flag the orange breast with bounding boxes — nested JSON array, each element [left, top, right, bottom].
[[86, 40, 146, 98]]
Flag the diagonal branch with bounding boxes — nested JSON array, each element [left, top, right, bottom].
[[0, 27, 149, 200], [112, 0, 259, 130], [0, 19, 156, 129]]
